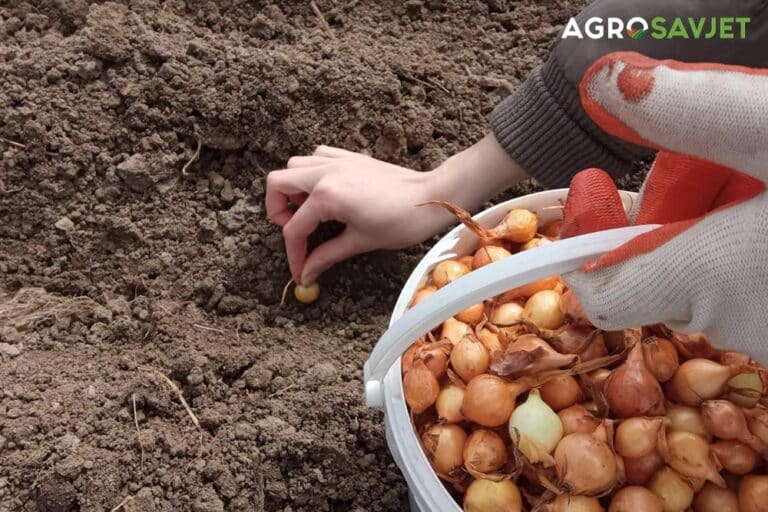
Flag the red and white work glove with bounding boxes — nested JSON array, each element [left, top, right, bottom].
[[561, 52, 768, 362]]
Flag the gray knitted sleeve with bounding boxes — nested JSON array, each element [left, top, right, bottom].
[[489, 0, 768, 188]]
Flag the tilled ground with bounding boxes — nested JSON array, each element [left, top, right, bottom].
[[0, 1, 646, 511]]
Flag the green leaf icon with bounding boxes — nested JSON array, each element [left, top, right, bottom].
[[631, 28, 648, 39]]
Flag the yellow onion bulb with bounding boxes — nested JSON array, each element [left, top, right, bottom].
[[440, 317, 471, 345], [649, 466, 694, 512], [663, 430, 724, 486], [643, 337, 679, 383], [522, 290, 565, 329], [294, 282, 320, 303], [521, 237, 552, 251], [421, 424, 467, 478], [456, 302, 486, 325], [490, 302, 524, 326], [411, 286, 436, 307], [666, 405, 710, 440], [605, 342, 665, 418], [463, 429, 507, 476], [435, 384, 465, 424], [431, 260, 469, 288], [463, 374, 517, 427], [497, 208, 538, 243], [450, 335, 490, 383], [463, 479, 522, 512], [667, 359, 735, 407], [693, 482, 739, 512], [609, 486, 663, 512], [615, 417, 663, 459], [554, 433, 617, 495], [472, 245, 511, 270], [403, 359, 440, 414], [509, 389, 563, 463], [540, 375, 583, 412]]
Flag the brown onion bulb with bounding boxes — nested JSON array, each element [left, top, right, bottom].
[[450, 335, 490, 383], [738, 475, 768, 512], [458, 255, 474, 269], [521, 237, 552, 251], [693, 482, 739, 512], [667, 359, 737, 407], [462, 374, 518, 427], [497, 275, 562, 303], [435, 384, 465, 424], [663, 430, 724, 486], [643, 337, 679, 383], [456, 302, 485, 325], [624, 450, 664, 485], [463, 479, 522, 512], [554, 433, 617, 495], [666, 404, 710, 440], [605, 343, 665, 418], [541, 219, 562, 239], [411, 286, 437, 307], [431, 260, 469, 288], [490, 302, 524, 326], [463, 429, 507, 476], [472, 245, 512, 270], [493, 208, 538, 243], [522, 290, 565, 330], [615, 417, 663, 459], [414, 342, 449, 380], [609, 486, 663, 512], [710, 440, 757, 475], [541, 375, 584, 412], [403, 359, 440, 414], [558, 405, 601, 435], [440, 317, 471, 345], [551, 494, 604, 512], [701, 400, 764, 452], [421, 424, 467, 478], [649, 466, 694, 512]]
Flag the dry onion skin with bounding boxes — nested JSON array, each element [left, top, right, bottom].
[[399, 204, 768, 512]]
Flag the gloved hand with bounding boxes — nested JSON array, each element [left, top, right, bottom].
[[560, 52, 768, 361]]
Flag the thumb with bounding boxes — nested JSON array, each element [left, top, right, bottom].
[[301, 229, 366, 285]]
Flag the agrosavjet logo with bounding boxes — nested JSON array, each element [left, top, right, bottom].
[[562, 16, 751, 40]]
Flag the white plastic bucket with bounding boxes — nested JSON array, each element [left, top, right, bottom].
[[364, 189, 648, 511]]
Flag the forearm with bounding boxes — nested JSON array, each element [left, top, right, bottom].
[[429, 133, 529, 211]]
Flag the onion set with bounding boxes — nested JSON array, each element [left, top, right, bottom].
[[400, 204, 768, 512]]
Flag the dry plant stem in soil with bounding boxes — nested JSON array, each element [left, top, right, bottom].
[[140, 367, 204, 449]]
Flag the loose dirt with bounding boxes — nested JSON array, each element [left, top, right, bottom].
[[0, 1, 643, 511]]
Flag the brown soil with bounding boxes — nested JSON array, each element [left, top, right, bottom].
[[0, 1, 643, 511]]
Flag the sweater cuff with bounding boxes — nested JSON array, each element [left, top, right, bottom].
[[489, 56, 648, 188]]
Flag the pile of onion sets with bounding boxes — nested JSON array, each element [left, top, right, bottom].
[[403, 202, 768, 512]]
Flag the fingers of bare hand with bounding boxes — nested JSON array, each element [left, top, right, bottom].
[[287, 155, 328, 168], [312, 145, 362, 159], [282, 196, 326, 281], [265, 168, 325, 225], [302, 229, 365, 284]]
